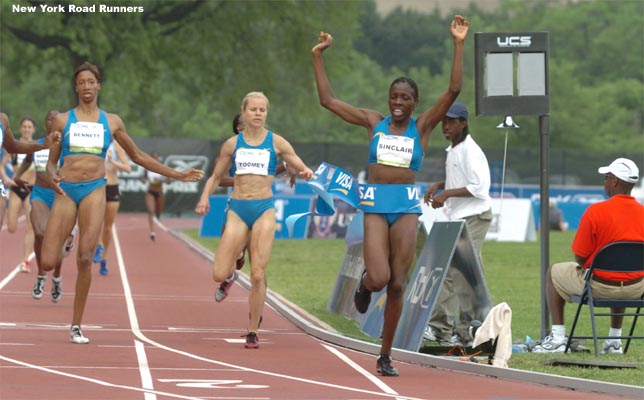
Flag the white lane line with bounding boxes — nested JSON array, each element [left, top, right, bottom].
[[0, 355, 204, 400], [112, 223, 425, 400], [0, 252, 35, 290], [0, 343, 34, 346], [323, 344, 405, 400], [112, 225, 158, 399], [135, 339, 156, 400]]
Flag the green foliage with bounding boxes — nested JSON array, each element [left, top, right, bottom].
[[1, 0, 642, 152]]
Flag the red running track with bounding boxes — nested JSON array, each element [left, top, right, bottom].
[[0, 214, 628, 399]]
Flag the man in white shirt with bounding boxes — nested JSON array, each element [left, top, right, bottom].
[[423, 102, 492, 346]]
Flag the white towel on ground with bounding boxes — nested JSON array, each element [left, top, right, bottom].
[[472, 302, 513, 368]]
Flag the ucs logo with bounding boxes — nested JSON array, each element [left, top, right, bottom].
[[496, 36, 532, 48]]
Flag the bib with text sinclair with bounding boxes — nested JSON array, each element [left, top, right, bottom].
[[376, 134, 414, 168]]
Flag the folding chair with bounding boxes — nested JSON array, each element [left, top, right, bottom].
[[565, 241, 644, 356]]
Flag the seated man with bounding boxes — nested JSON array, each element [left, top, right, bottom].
[[533, 158, 644, 354]]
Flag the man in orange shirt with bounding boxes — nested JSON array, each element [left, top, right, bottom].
[[533, 158, 644, 354]]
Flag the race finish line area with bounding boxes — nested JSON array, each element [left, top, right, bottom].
[[0, 214, 630, 399]]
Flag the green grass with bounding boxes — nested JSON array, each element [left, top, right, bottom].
[[184, 229, 644, 386]]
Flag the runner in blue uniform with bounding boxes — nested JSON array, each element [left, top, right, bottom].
[[0, 113, 59, 229], [195, 92, 312, 349], [311, 15, 469, 376], [41, 62, 204, 344], [2, 116, 38, 272], [13, 111, 68, 302]]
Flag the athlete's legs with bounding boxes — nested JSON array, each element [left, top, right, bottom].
[[144, 192, 156, 236], [6, 190, 23, 233], [247, 209, 275, 333], [362, 213, 391, 291], [213, 211, 249, 283], [41, 194, 77, 272], [72, 187, 106, 326], [22, 196, 34, 264], [30, 200, 50, 276], [380, 214, 418, 356], [0, 194, 6, 229], [155, 194, 164, 220], [102, 200, 120, 254]]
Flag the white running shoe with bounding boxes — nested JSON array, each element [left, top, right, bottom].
[[601, 340, 623, 354], [532, 334, 568, 353], [423, 326, 437, 341], [70, 325, 89, 344], [51, 277, 62, 303], [32, 275, 47, 299]]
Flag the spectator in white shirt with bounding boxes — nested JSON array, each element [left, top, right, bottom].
[[423, 102, 492, 346]]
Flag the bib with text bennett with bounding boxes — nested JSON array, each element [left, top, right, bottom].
[[69, 121, 105, 154]]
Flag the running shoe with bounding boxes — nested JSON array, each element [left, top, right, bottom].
[[150, 232, 156, 241], [601, 340, 623, 354], [423, 326, 437, 341], [32, 275, 46, 299], [376, 354, 399, 377], [215, 271, 238, 302], [99, 259, 108, 276], [93, 244, 104, 263], [244, 331, 259, 349], [70, 325, 89, 344], [18, 261, 30, 273], [531, 334, 568, 353], [51, 277, 62, 303], [353, 271, 371, 314]]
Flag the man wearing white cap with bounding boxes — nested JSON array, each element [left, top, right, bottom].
[[533, 158, 644, 353]]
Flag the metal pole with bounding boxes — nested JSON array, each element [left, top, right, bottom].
[[539, 114, 550, 339]]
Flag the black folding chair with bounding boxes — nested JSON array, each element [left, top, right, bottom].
[[565, 241, 644, 356]]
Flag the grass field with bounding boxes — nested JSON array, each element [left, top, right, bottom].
[[184, 229, 644, 387]]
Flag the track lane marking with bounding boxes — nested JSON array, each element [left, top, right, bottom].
[[0, 354, 204, 400], [113, 223, 426, 400], [136, 339, 156, 400], [323, 344, 405, 400], [0, 252, 35, 290]]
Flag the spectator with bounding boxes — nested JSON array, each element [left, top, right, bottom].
[[423, 102, 492, 346], [533, 158, 644, 353], [548, 199, 568, 232]]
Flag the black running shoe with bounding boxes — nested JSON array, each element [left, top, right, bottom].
[[353, 271, 372, 314], [244, 331, 259, 349], [376, 354, 399, 377]]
